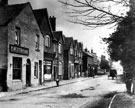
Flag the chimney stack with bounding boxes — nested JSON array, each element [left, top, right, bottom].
[[0, 0, 8, 6], [49, 16, 56, 31]]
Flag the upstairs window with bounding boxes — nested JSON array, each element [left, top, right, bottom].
[[35, 34, 40, 50], [34, 62, 38, 78], [70, 47, 73, 55], [15, 26, 21, 45], [58, 43, 62, 54], [54, 43, 57, 52], [45, 35, 50, 47]]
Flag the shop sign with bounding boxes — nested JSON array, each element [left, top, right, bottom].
[[44, 61, 52, 65], [10, 44, 29, 56]]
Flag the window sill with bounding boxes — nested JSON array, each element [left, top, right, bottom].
[[34, 76, 38, 79], [35, 49, 40, 52], [12, 79, 22, 82]]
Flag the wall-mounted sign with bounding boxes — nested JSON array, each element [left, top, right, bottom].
[[10, 44, 29, 56], [44, 61, 52, 65]]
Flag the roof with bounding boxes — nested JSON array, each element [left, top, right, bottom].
[[33, 8, 47, 26], [33, 8, 57, 41], [73, 40, 78, 48], [83, 51, 93, 58], [0, 3, 28, 26], [53, 31, 64, 44], [64, 37, 73, 50]]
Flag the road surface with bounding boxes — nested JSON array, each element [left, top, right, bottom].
[[0, 75, 126, 108]]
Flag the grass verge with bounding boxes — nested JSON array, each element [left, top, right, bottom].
[[89, 91, 118, 108]]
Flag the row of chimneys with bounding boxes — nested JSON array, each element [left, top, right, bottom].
[[0, 0, 56, 31]]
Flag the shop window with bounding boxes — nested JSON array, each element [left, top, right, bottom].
[[35, 34, 40, 51], [44, 61, 52, 74], [45, 35, 50, 47], [13, 57, 22, 80], [34, 62, 38, 78], [15, 26, 21, 45]]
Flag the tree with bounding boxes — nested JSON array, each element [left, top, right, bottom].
[[100, 57, 110, 72], [59, 0, 129, 27], [104, 0, 135, 94]]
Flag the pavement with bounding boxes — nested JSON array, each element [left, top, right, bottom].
[[0, 77, 90, 98]]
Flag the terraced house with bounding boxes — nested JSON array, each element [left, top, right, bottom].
[[53, 31, 64, 80], [64, 37, 74, 80], [0, 1, 44, 91], [33, 9, 57, 82]]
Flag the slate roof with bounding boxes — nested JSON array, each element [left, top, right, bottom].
[[0, 3, 28, 26], [83, 50, 93, 58], [33, 8, 57, 41], [64, 37, 73, 50], [73, 40, 78, 48], [33, 8, 47, 26], [53, 31, 64, 44]]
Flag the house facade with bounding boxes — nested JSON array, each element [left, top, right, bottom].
[[53, 31, 64, 80], [64, 37, 74, 80], [82, 49, 94, 77], [74, 40, 79, 78], [0, 2, 44, 91], [78, 42, 83, 77], [34, 9, 56, 82]]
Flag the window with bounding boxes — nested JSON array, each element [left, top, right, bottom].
[[45, 35, 50, 47], [15, 26, 21, 45], [70, 47, 73, 55], [34, 62, 38, 78], [54, 43, 56, 52], [35, 34, 40, 50], [58, 44, 62, 54], [13, 57, 22, 80]]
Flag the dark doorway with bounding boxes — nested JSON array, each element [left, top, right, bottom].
[[39, 60, 42, 85], [54, 66, 57, 80], [26, 59, 31, 87], [0, 69, 7, 92]]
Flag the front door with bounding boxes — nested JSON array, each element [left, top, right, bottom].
[[39, 60, 42, 85], [26, 59, 31, 87]]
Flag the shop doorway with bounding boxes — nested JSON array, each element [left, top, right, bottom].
[[26, 59, 31, 87]]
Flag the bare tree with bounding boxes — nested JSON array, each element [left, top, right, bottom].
[[58, 0, 129, 27]]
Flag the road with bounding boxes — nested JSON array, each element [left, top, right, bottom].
[[0, 75, 126, 108]]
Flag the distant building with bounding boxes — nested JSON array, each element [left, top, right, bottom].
[[82, 49, 94, 77]]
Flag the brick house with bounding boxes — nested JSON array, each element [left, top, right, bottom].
[[53, 31, 64, 80], [0, 2, 44, 91], [33, 9, 57, 82], [64, 37, 74, 80]]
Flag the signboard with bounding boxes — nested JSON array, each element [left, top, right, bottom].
[[10, 44, 29, 56]]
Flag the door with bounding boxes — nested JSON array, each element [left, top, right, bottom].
[[26, 59, 31, 87], [39, 60, 42, 85]]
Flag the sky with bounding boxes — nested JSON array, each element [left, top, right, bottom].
[[8, 0, 127, 59]]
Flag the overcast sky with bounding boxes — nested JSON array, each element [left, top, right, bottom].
[[8, 0, 124, 59]]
